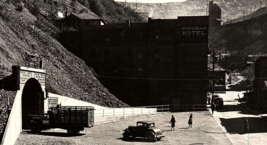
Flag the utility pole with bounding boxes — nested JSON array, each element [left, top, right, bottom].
[[243, 10, 245, 20], [206, 0, 208, 15], [213, 45, 215, 71]]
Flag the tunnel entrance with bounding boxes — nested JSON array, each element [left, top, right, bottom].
[[21, 78, 44, 129]]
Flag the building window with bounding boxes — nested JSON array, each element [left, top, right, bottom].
[[138, 54, 142, 59], [138, 32, 143, 39]]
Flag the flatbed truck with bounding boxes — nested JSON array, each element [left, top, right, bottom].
[[29, 105, 94, 134]]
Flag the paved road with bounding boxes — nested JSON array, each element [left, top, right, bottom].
[[211, 82, 267, 145], [16, 111, 232, 145]]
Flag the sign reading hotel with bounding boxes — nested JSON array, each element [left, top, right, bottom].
[[181, 26, 208, 43], [20, 70, 45, 86]]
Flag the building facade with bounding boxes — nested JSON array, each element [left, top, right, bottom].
[[253, 57, 267, 110], [59, 16, 209, 108], [58, 13, 105, 31]]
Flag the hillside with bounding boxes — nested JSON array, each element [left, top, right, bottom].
[[210, 13, 267, 56], [121, 0, 264, 21], [0, 0, 129, 136], [47, 0, 146, 24]]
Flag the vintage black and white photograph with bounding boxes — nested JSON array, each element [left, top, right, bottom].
[[0, 0, 267, 144]]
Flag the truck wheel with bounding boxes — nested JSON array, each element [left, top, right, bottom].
[[31, 123, 40, 134], [147, 132, 156, 142], [31, 126, 36, 133], [68, 129, 79, 135], [73, 129, 79, 135], [67, 129, 71, 134]]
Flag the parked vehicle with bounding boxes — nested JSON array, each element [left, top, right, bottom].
[[29, 105, 94, 134], [212, 95, 220, 103], [214, 97, 224, 109], [123, 121, 164, 142]]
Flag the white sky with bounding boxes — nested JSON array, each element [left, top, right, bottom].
[[114, 0, 187, 3]]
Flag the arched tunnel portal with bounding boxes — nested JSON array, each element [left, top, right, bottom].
[[21, 78, 44, 129]]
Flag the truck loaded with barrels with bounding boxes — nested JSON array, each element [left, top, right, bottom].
[[29, 105, 94, 134]]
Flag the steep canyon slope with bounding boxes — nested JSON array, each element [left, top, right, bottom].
[[210, 14, 267, 56], [123, 0, 264, 21], [0, 1, 128, 136]]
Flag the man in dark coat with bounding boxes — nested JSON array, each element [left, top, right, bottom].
[[170, 115, 176, 131]]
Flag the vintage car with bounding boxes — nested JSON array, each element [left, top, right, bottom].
[[214, 97, 224, 109], [212, 95, 220, 103], [123, 121, 164, 141]]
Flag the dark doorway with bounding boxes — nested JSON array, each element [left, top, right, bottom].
[[22, 78, 44, 129]]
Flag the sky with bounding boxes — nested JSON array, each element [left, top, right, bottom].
[[114, 0, 187, 3]]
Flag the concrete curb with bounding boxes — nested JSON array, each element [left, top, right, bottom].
[[208, 108, 234, 145]]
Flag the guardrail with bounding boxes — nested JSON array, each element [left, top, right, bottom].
[[94, 105, 170, 118], [139, 105, 170, 112], [173, 104, 208, 111]]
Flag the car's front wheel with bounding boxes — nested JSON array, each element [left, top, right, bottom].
[[147, 132, 156, 142], [123, 131, 130, 140]]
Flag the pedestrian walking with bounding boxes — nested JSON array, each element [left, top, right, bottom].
[[244, 118, 249, 133], [188, 113, 193, 128], [208, 96, 211, 104], [170, 115, 176, 131]]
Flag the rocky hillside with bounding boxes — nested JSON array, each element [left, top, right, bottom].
[[121, 0, 264, 21], [0, 0, 130, 134], [0, 0, 135, 139], [47, 0, 145, 24], [210, 13, 267, 56]]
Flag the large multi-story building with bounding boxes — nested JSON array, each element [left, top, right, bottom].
[[60, 16, 209, 109], [253, 57, 267, 110]]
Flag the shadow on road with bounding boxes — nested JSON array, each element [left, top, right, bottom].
[[24, 131, 84, 137], [220, 117, 267, 134], [215, 104, 260, 115], [117, 137, 163, 142], [163, 129, 175, 132], [227, 80, 246, 91], [178, 127, 189, 130], [202, 131, 228, 134]]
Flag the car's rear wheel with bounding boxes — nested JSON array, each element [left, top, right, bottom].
[[157, 138, 161, 141], [147, 132, 156, 142]]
